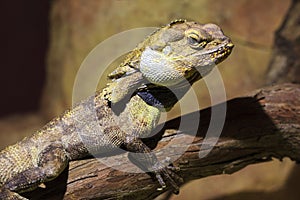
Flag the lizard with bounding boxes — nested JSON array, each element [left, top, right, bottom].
[[0, 19, 233, 200]]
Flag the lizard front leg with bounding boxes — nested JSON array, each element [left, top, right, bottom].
[[2, 142, 68, 199]]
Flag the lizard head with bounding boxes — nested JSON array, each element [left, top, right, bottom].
[[139, 19, 234, 87]]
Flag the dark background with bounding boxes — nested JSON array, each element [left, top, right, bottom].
[[0, 0, 50, 118]]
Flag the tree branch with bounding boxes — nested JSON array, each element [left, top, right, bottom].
[[24, 83, 300, 200]]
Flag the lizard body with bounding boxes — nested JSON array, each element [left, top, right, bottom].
[[0, 20, 233, 199]]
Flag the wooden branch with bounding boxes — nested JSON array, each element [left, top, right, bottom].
[[25, 83, 300, 200]]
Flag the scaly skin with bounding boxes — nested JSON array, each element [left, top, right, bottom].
[[0, 20, 233, 199]]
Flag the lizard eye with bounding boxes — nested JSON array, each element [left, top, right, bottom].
[[186, 30, 207, 49]]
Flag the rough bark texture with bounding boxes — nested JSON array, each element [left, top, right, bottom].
[[23, 83, 300, 200], [266, 0, 300, 84]]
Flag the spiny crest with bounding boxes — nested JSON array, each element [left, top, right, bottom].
[[168, 19, 187, 26]]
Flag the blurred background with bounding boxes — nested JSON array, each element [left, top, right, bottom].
[[0, 0, 299, 199]]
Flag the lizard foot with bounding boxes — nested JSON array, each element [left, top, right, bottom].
[[126, 140, 183, 194], [153, 159, 183, 194]]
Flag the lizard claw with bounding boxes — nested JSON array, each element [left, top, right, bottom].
[[156, 174, 167, 190], [153, 160, 183, 194]]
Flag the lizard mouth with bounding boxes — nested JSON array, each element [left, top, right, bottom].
[[174, 42, 234, 88], [211, 42, 234, 64]]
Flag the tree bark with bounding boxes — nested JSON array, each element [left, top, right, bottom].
[[24, 83, 300, 200]]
